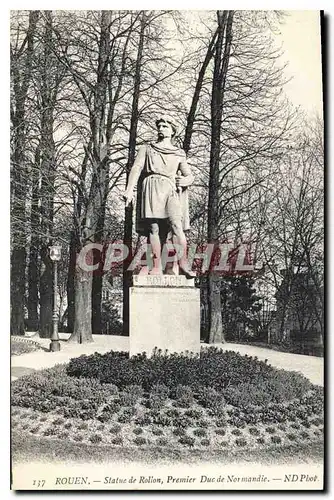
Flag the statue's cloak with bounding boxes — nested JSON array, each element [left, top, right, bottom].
[[135, 143, 191, 237]]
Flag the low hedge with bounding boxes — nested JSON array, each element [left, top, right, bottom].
[[66, 348, 315, 405]]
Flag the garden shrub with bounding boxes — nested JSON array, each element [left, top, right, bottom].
[[201, 439, 210, 446], [173, 416, 192, 428], [157, 437, 168, 446], [257, 437, 265, 445], [231, 428, 242, 436], [65, 349, 314, 404], [184, 408, 203, 419], [174, 385, 194, 407], [310, 417, 322, 427], [109, 424, 122, 434], [101, 401, 121, 415], [216, 418, 227, 428], [220, 441, 228, 447], [196, 387, 226, 417], [78, 409, 96, 421], [215, 428, 226, 436], [133, 427, 143, 435], [58, 431, 69, 440], [133, 436, 146, 446], [118, 414, 131, 424], [235, 438, 248, 447], [134, 413, 153, 426], [43, 427, 58, 437], [119, 385, 143, 406], [53, 417, 65, 426], [271, 435, 282, 444], [97, 412, 113, 423], [148, 393, 165, 410], [151, 428, 163, 436], [78, 422, 89, 430], [111, 436, 123, 445], [178, 435, 195, 447], [291, 423, 300, 430], [166, 408, 181, 418], [118, 407, 136, 423], [151, 384, 170, 399], [73, 434, 84, 442], [173, 427, 186, 437], [265, 427, 276, 434], [193, 428, 207, 438], [248, 427, 260, 436], [89, 434, 102, 444], [152, 413, 172, 426], [196, 419, 210, 428]]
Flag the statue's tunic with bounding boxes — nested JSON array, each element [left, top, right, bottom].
[[127, 143, 194, 235]]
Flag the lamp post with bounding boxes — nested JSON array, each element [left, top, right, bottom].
[[49, 244, 62, 352]]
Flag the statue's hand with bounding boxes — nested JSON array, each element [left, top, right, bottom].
[[122, 190, 134, 207], [175, 175, 188, 188]]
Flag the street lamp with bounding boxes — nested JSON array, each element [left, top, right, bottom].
[[49, 244, 62, 352]]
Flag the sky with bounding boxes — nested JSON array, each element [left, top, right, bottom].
[[276, 10, 323, 116]]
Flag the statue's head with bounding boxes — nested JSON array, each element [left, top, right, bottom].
[[155, 115, 178, 139]]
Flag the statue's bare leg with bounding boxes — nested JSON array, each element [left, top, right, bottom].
[[170, 219, 196, 279], [148, 221, 162, 274], [158, 220, 172, 274]]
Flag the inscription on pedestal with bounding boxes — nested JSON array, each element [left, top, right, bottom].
[[129, 286, 200, 357], [133, 274, 194, 288]]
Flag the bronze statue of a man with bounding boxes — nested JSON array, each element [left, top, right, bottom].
[[123, 115, 195, 278]]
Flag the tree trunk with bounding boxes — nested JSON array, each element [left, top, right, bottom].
[[67, 231, 77, 333], [10, 248, 26, 335], [207, 11, 234, 344], [183, 27, 218, 155], [27, 242, 39, 331], [27, 145, 40, 331], [123, 12, 146, 335], [10, 11, 39, 336], [38, 11, 56, 338], [39, 246, 53, 338], [92, 273, 103, 334], [69, 266, 94, 343]]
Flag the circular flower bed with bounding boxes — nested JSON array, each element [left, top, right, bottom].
[[11, 348, 324, 452]]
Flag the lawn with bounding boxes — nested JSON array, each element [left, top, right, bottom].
[[11, 348, 324, 462]]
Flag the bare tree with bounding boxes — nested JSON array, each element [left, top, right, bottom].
[[11, 11, 39, 335]]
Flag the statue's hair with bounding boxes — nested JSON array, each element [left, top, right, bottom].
[[155, 115, 178, 137]]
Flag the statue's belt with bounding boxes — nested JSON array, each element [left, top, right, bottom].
[[143, 172, 176, 190]]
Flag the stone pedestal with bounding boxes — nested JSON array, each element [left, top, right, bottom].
[[129, 275, 200, 357]]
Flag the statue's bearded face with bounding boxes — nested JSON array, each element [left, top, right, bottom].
[[157, 120, 174, 139]]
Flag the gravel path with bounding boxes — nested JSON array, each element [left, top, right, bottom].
[[11, 334, 323, 386]]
